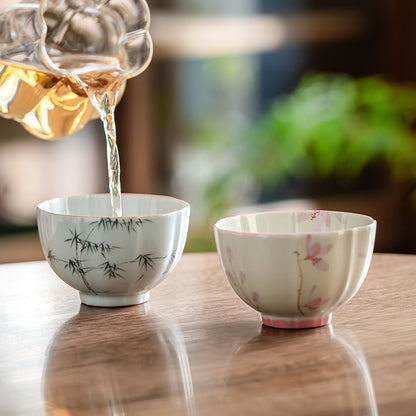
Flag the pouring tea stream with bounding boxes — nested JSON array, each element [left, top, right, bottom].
[[0, 0, 153, 216]]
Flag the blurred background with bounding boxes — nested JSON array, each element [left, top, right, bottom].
[[2, 0, 416, 262]]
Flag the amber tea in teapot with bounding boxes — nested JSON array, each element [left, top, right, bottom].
[[0, 0, 151, 140], [0, 0, 152, 216], [0, 55, 126, 140]]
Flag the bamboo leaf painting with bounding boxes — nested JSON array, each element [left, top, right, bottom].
[[46, 220, 169, 294]]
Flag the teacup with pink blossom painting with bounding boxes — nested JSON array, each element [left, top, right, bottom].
[[214, 210, 376, 329]]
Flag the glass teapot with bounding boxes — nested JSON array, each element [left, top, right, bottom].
[[0, 0, 152, 140]]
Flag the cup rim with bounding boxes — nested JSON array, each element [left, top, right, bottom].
[[37, 193, 190, 219], [214, 209, 376, 237]]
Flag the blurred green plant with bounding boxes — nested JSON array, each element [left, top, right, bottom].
[[205, 73, 416, 217], [249, 73, 416, 187]]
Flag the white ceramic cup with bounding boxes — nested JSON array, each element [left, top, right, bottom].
[[37, 194, 190, 307], [214, 210, 376, 329]]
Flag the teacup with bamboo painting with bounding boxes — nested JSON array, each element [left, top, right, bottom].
[[214, 210, 376, 329], [37, 194, 190, 307]]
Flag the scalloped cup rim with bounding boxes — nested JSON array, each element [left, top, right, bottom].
[[37, 193, 190, 219], [214, 209, 376, 237]]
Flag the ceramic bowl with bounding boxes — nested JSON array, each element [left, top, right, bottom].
[[214, 210, 376, 329], [37, 194, 190, 307]]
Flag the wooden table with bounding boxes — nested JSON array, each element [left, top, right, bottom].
[[0, 253, 415, 415]]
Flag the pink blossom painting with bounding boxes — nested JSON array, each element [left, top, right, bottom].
[[224, 247, 260, 308], [303, 285, 329, 311], [227, 246, 233, 263], [305, 234, 332, 271], [294, 233, 333, 316], [297, 211, 346, 232]]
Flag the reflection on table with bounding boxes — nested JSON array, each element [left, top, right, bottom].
[[0, 253, 415, 415], [44, 304, 195, 415], [220, 325, 377, 415]]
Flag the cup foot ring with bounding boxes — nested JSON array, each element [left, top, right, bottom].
[[79, 291, 150, 307], [261, 313, 332, 329]]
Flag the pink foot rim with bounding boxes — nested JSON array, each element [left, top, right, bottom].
[[262, 314, 332, 329]]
